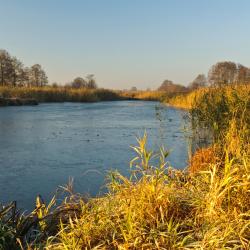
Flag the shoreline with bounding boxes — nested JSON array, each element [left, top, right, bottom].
[[0, 97, 38, 106], [0, 86, 169, 106]]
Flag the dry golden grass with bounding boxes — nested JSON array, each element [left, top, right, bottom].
[[166, 88, 208, 109], [39, 130, 249, 249], [118, 90, 168, 102], [189, 145, 220, 174], [168, 84, 250, 110]]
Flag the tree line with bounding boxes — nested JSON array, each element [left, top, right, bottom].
[[158, 61, 250, 92], [66, 75, 97, 89], [0, 49, 97, 89], [0, 49, 48, 87], [2, 49, 249, 91]]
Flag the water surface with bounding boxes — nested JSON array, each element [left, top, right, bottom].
[[0, 101, 190, 210]]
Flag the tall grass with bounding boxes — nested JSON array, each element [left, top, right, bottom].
[[166, 88, 207, 110], [169, 84, 249, 144], [120, 90, 169, 102], [26, 129, 248, 249]]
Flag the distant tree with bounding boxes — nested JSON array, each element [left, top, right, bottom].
[[86, 74, 97, 89], [208, 61, 237, 86], [0, 50, 13, 86], [208, 61, 250, 86], [11, 57, 24, 86], [189, 74, 207, 90], [0, 49, 49, 87], [71, 77, 87, 88], [158, 79, 187, 93], [236, 64, 250, 84], [158, 80, 173, 91], [19, 67, 31, 87], [130, 86, 137, 91], [29, 64, 48, 87], [52, 82, 59, 88]]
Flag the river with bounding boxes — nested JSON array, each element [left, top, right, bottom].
[[0, 101, 190, 210]]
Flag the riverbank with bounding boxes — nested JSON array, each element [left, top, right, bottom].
[[1, 85, 249, 249], [0, 86, 169, 105], [0, 97, 38, 106], [0, 86, 124, 103]]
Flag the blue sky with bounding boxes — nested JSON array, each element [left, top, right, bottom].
[[0, 0, 250, 89]]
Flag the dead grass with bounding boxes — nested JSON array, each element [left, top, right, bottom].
[[189, 145, 221, 174]]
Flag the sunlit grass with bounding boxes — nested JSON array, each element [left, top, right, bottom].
[[40, 130, 249, 249], [120, 90, 168, 101], [168, 84, 249, 110]]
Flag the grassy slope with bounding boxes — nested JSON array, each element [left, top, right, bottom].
[[0, 85, 249, 249]]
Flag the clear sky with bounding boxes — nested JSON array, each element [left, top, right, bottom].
[[0, 0, 250, 89]]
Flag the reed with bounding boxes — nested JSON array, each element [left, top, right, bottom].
[[120, 90, 168, 101], [39, 129, 249, 249]]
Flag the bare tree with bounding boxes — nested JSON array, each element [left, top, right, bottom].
[[0, 50, 13, 86], [30, 64, 48, 87], [86, 74, 97, 89], [71, 77, 87, 88], [0, 49, 49, 87], [11, 57, 24, 86], [20, 67, 31, 87], [158, 79, 187, 93], [189, 74, 207, 90], [130, 86, 137, 91], [158, 80, 173, 91], [51, 82, 59, 88], [208, 61, 250, 86], [208, 61, 237, 86], [236, 64, 250, 84]]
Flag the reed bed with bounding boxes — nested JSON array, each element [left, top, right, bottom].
[[119, 90, 169, 102], [0, 86, 123, 103], [168, 84, 249, 111], [168, 84, 249, 141], [0, 87, 180, 104], [28, 128, 248, 249]]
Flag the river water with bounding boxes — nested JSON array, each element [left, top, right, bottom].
[[0, 101, 190, 210]]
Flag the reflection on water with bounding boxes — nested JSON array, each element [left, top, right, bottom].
[[0, 101, 190, 210]]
